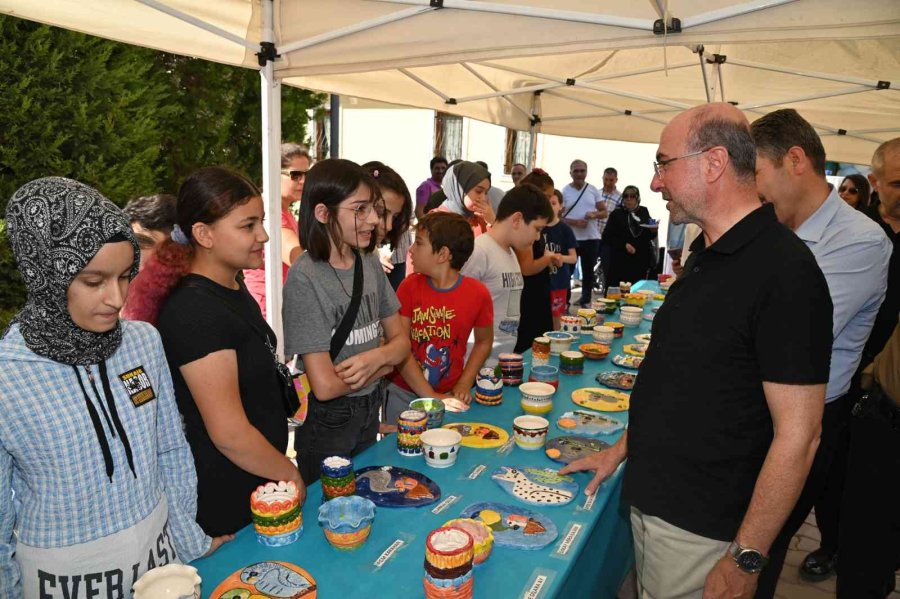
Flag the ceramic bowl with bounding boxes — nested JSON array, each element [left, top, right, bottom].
[[543, 331, 574, 355], [250, 481, 303, 546], [443, 518, 494, 565], [579, 343, 610, 360], [528, 364, 559, 389], [532, 336, 551, 356], [576, 308, 597, 329], [318, 495, 376, 551], [420, 428, 463, 468], [606, 286, 622, 300], [133, 564, 201, 599], [425, 527, 475, 571], [594, 298, 619, 314], [605, 321, 625, 337], [559, 315, 581, 335], [592, 325, 615, 344], [512, 415, 550, 450], [518, 381, 556, 415], [410, 398, 446, 430], [620, 306, 643, 327], [321, 455, 353, 479], [622, 293, 646, 307]]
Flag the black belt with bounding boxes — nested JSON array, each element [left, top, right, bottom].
[[855, 384, 900, 430]]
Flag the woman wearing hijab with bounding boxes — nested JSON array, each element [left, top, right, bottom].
[[0, 177, 223, 597], [428, 161, 495, 237], [601, 185, 656, 285]]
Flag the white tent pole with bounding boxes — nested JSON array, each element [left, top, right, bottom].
[[581, 62, 695, 83], [398, 68, 451, 102], [278, 6, 433, 54], [681, 0, 798, 29], [739, 85, 874, 111], [452, 81, 563, 104], [574, 81, 692, 110], [541, 90, 670, 126], [259, 0, 284, 353], [368, 0, 653, 30], [460, 63, 533, 121], [717, 62, 726, 102], [726, 58, 891, 88], [744, 108, 884, 144], [696, 46, 713, 102], [135, 0, 257, 50]]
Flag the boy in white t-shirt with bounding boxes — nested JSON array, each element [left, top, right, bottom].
[[461, 183, 554, 356]]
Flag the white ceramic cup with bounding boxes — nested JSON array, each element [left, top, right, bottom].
[[512, 415, 550, 450], [593, 325, 615, 344], [420, 428, 463, 468]]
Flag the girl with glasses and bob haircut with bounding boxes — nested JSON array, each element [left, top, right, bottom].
[[284, 159, 409, 483]]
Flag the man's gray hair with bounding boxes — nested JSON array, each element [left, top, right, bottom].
[[687, 114, 756, 183]]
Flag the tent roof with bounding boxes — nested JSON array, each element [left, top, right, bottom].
[[4, 0, 900, 163]]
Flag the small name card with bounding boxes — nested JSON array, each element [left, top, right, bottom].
[[554, 523, 583, 557], [523, 575, 548, 599], [582, 492, 596, 511], [431, 494, 460, 515], [468, 464, 487, 479], [373, 539, 404, 568]]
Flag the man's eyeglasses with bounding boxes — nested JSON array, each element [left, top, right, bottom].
[[281, 169, 308, 182], [653, 148, 713, 179]]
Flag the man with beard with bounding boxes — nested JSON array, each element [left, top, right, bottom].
[[561, 103, 833, 599]]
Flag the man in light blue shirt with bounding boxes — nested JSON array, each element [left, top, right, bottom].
[[752, 108, 891, 598]]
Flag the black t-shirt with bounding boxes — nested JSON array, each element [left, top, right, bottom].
[[622, 204, 833, 541], [156, 274, 289, 536], [515, 237, 553, 354], [861, 204, 900, 365]]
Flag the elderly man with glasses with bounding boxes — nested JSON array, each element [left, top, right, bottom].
[[562, 103, 834, 599]]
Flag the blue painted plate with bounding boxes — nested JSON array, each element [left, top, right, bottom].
[[490, 466, 579, 506], [354, 465, 440, 508], [545, 435, 610, 464], [460, 501, 558, 550]]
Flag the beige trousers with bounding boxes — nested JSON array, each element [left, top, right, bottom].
[[630, 507, 731, 599]]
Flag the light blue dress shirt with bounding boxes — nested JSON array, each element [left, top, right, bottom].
[[795, 186, 892, 402]]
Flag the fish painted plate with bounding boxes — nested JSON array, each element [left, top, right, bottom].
[[211, 561, 317, 598], [443, 422, 509, 448], [622, 343, 648, 357], [557, 410, 625, 436], [633, 333, 652, 344], [490, 466, 579, 506], [595, 371, 636, 390], [354, 465, 440, 507], [612, 354, 643, 369], [545, 435, 611, 464], [571, 387, 630, 412], [460, 502, 558, 550]]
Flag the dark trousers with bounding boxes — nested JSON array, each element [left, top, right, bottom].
[[575, 239, 600, 305], [295, 388, 381, 485], [837, 386, 900, 598], [755, 395, 850, 599], [599, 239, 612, 292]]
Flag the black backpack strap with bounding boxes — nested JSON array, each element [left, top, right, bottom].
[[562, 184, 589, 219], [329, 250, 364, 361]]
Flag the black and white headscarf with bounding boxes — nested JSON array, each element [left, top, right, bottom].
[[5, 177, 139, 365]]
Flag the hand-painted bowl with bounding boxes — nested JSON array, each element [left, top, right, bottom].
[[318, 495, 377, 551], [592, 325, 615, 344], [543, 331, 574, 355], [576, 308, 598, 329], [620, 306, 643, 327], [605, 322, 625, 338], [528, 364, 559, 389], [560, 315, 581, 335], [410, 398, 446, 430], [250, 481, 303, 546], [594, 298, 619, 314], [623, 293, 647, 307], [443, 518, 494, 565], [133, 564, 201, 599], [420, 428, 463, 468], [518, 381, 556, 415], [512, 415, 550, 450], [579, 343, 610, 360], [321, 455, 353, 479], [425, 527, 475, 571]]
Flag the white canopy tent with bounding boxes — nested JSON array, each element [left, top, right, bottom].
[[4, 0, 899, 349]]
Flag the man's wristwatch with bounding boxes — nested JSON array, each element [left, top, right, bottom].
[[728, 541, 769, 574]]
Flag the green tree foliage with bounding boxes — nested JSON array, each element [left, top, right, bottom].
[[0, 15, 325, 329]]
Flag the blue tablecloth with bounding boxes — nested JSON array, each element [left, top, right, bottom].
[[193, 287, 662, 598]]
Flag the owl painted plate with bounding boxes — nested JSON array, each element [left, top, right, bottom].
[[571, 387, 630, 412], [211, 561, 317, 598]]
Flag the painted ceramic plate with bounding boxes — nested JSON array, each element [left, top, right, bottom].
[[622, 343, 648, 357], [571, 387, 630, 412], [460, 502, 558, 550], [354, 465, 440, 507], [210, 561, 317, 598], [557, 410, 625, 436], [443, 422, 509, 448], [545, 435, 611, 464], [633, 333, 652, 344], [612, 354, 643, 369], [595, 371, 636, 390], [491, 466, 579, 506]]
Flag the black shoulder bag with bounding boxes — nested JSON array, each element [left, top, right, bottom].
[[562, 185, 589, 219], [329, 250, 364, 361]]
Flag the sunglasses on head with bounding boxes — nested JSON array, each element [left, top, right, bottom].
[[281, 169, 308, 181]]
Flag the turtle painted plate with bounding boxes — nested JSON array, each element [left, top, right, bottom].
[[571, 387, 630, 412], [633, 333, 652, 344], [545, 435, 611, 464], [490, 466, 579, 506], [612, 354, 643, 369], [557, 410, 625, 436], [595, 370, 636, 390], [623, 343, 648, 357], [460, 501, 558, 550], [354, 465, 441, 507], [210, 561, 317, 598], [443, 422, 509, 448]]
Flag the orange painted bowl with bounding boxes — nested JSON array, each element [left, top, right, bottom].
[[579, 343, 610, 360], [423, 572, 474, 599], [443, 518, 494, 565], [425, 527, 474, 570], [318, 496, 376, 551]]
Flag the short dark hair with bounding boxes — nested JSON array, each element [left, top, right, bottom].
[[688, 114, 757, 183], [511, 163, 527, 170], [362, 161, 413, 251], [281, 142, 312, 168], [603, 167, 618, 177], [415, 211, 474, 271], [123, 194, 177, 233], [520, 170, 554, 190], [430, 156, 448, 169], [750, 109, 826, 177], [496, 183, 554, 224], [299, 159, 377, 261]]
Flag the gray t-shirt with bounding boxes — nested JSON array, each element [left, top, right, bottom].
[[283, 251, 401, 395]]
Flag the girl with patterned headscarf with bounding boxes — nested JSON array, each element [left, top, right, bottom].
[[0, 177, 224, 596]]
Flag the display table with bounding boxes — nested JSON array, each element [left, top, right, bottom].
[[193, 288, 662, 598]]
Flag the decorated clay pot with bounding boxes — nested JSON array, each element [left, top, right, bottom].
[[605, 321, 625, 338], [528, 364, 559, 389], [560, 315, 581, 336], [250, 481, 303, 546], [512, 415, 550, 450], [321, 456, 356, 501], [420, 428, 463, 468], [410, 398, 446, 430], [425, 527, 475, 571], [397, 409, 428, 456], [518, 381, 555, 415], [543, 331, 574, 355], [576, 308, 597, 329], [443, 518, 494, 566], [318, 495, 376, 551], [592, 325, 615, 344], [133, 564, 201, 599], [559, 350, 585, 375], [620, 306, 643, 327]]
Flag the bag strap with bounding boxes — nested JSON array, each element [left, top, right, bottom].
[[562, 185, 589, 219], [329, 250, 364, 361]]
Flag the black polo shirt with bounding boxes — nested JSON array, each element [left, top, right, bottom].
[[861, 204, 900, 365], [622, 203, 833, 542]]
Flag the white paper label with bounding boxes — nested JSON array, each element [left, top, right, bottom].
[[468, 464, 486, 479], [431, 494, 459, 515], [554, 523, 583, 556], [523, 575, 548, 599], [373, 539, 404, 568], [582, 492, 596, 511], [497, 438, 515, 455]]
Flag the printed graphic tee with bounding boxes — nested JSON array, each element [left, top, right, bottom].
[[389, 274, 493, 393], [461, 234, 524, 355]]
